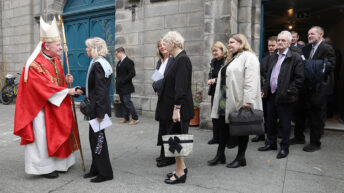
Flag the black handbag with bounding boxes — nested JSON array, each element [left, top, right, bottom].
[[80, 97, 91, 116], [228, 107, 264, 136]]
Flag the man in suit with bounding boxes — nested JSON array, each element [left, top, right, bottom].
[[258, 31, 304, 159], [115, 47, 139, 125], [252, 36, 277, 143], [291, 26, 336, 152], [291, 31, 304, 49]]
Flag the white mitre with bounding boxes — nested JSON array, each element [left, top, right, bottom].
[[24, 17, 61, 82]]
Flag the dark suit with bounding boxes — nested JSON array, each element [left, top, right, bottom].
[[115, 56, 135, 95], [292, 43, 305, 49], [115, 56, 138, 120], [86, 61, 113, 179], [263, 49, 304, 149], [155, 50, 194, 133], [294, 41, 336, 147]]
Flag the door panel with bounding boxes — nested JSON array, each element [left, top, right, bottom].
[[63, 0, 115, 101]]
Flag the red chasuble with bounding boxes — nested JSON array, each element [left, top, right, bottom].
[[14, 53, 79, 158]]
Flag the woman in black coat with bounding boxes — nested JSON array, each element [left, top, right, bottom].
[[156, 31, 194, 184], [152, 40, 175, 167], [207, 41, 228, 145], [82, 37, 113, 183]]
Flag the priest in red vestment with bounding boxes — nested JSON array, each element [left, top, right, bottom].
[[14, 17, 82, 179]]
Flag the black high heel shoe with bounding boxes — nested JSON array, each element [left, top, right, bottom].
[[166, 168, 188, 178], [164, 173, 187, 184], [207, 154, 226, 166]]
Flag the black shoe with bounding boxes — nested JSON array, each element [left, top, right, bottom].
[[208, 138, 217, 145], [156, 155, 165, 162], [164, 173, 187, 184], [226, 158, 246, 168], [258, 144, 277, 151], [251, 135, 265, 142], [90, 176, 113, 183], [56, 171, 67, 174], [276, 149, 289, 159], [157, 158, 176, 167], [84, 171, 98, 179], [207, 154, 226, 166], [166, 168, 188, 178], [303, 144, 321, 152], [41, 171, 59, 179], [289, 137, 305, 145]]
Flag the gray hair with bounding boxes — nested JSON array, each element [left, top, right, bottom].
[[278, 30, 292, 42], [85, 37, 108, 58], [162, 31, 184, 50], [310, 26, 325, 36]]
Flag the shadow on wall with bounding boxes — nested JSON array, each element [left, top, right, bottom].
[[0, 58, 8, 89], [328, 19, 344, 116]]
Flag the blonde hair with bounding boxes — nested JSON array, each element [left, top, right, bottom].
[[226, 33, 254, 63], [162, 31, 184, 50], [211, 41, 228, 59], [156, 40, 164, 59], [85, 37, 108, 58]]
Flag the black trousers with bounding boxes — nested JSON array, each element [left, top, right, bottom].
[[217, 116, 248, 159], [88, 126, 113, 178], [211, 95, 219, 143], [294, 91, 326, 147], [266, 94, 294, 150], [120, 94, 138, 120], [157, 120, 170, 146]]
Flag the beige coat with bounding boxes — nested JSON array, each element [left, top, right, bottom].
[[211, 51, 263, 123]]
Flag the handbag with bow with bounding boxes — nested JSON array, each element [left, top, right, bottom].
[[162, 122, 193, 157], [162, 134, 193, 157], [228, 107, 264, 136]]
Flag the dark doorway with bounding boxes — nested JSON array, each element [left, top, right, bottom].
[[263, 0, 344, 123]]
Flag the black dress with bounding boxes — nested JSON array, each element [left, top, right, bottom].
[[155, 50, 194, 135], [86, 61, 113, 179]]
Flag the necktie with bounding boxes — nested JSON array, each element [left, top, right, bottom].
[[270, 54, 283, 94], [117, 59, 122, 67], [309, 47, 315, 59]]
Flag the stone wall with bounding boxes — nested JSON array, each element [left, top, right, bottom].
[[115, 0, 207, 118], [0, 0, 261, 129], [114, 0, 261, 128], [0, 0, 64, 78]]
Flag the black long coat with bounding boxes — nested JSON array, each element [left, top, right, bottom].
[[115, 56, 135, 95], [87, 62, 112, 119], [155, 50, 194, 121], [208, 57, 225, 96], [262, 49, 304, 103]]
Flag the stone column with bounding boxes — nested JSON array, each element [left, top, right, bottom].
[[238, 0, 261, 53], [238, 0, 252, 45], [200, 0, 238, 129], [251, 0, 261, 53]]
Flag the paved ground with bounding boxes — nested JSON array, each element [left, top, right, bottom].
[[0, 104, 344, 193]]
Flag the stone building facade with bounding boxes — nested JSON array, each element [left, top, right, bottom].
[[0, 0, 261, 129]]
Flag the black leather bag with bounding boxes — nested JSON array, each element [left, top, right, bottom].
[[228, 107, 264, 136], [80, 97, 91, 116]]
